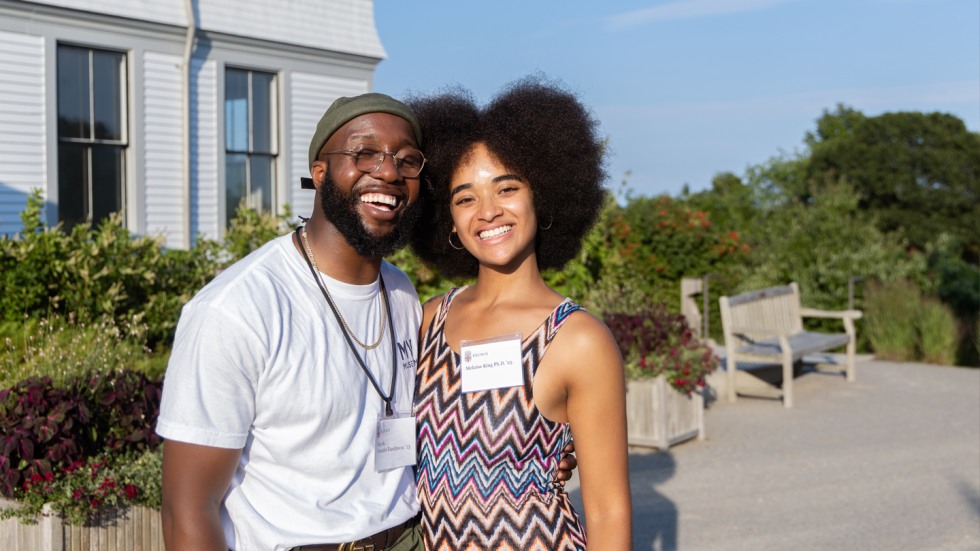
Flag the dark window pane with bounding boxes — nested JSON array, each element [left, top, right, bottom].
[[226, 153, 248, 223], [225, 69, 248, 151], [57, 46, 90, 139], [91, 145, 124, 223], [249, 155, 274, 213], [92, 51, 125, 141], [58, 142, 89, 229], [252, 73, 275, 154]]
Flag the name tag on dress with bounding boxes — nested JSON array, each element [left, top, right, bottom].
[[375, 415, 416, 472], [459, 332, 523, 393]]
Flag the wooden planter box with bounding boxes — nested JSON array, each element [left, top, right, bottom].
[[626, 376, 705, 449], [0, 498, 164, 550]]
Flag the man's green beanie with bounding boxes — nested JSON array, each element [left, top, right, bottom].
[[307, 92, 422, 170]]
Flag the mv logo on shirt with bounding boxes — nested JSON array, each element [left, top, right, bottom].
[[397, 338, 416, 370]]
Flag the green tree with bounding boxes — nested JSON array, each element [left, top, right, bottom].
[[805, 105, 980, 262], [733, 179, 925, 312], [681, 172, 760, 232]]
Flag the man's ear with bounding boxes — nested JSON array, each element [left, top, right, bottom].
[[310, 160, 328, 190]]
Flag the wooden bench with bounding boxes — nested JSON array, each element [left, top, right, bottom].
[[718, 282, 862, 408]]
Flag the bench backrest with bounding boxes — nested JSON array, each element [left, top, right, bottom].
[[719, 282, 803, 343]]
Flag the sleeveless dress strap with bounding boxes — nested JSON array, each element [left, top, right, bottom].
[[543, 299, 583, 344], [436, 287, 465, 324]]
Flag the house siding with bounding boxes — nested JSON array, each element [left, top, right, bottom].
[[191, 57, 220, 241], [0, 31, 46, 236], [21, 0, 384, 58], [0, 0, 384, 246], [142, 50, 186, 248], [288, 72, 370, 221], [26, 0, 186, 27], [198, 0, 384, 58]]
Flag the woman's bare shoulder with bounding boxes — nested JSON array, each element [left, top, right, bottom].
[[550, 308, 623, 373]]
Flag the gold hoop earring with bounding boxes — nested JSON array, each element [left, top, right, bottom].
[[448, 231, 464, 250], [539, 215, 553, 230]]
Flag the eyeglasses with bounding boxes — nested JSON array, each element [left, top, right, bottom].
[[322, 145, 426, 178]]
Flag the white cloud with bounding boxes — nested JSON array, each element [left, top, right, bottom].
[[604, 0, 799, 30]]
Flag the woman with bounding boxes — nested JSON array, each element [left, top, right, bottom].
[[409, 78, 632, 550]]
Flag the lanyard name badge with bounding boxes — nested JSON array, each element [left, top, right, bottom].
[[375, 414, 416, 472], [459, 332, 524, 393]]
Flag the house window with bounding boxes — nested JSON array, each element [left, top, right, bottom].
[[225, 68, 277, 225], [56, 45, 127, 229]]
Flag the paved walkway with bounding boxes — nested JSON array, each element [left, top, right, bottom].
[[566, 358, 980, 550]]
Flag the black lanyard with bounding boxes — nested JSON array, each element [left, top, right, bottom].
[[295, 227, 398, 416]]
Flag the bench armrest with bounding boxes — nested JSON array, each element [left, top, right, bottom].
[[800, 308, 863, 320]]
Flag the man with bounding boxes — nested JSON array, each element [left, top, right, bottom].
[[157, 93, 427, 550]]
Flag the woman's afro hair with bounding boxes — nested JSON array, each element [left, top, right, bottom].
[[406, 76, 607, 279]]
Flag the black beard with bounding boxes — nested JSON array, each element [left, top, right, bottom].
[[318, 172, 423, 259]]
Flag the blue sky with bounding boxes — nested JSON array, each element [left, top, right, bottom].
[[373, 0, 979, 198]]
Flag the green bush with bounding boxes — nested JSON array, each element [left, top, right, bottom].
[[864, 280, 963, 365], [864, 280, 920, 361], [223, 202, 299, 263], [733, 180, 925, 311], [0, 195, 297, 523], [0, 191, 301, 349], [0, 314, 166, 389], [385, 246, 461, 303], [1, 449, 162, 525], [611, 195, 748, 304], [579, 277, 652, 319], [0, 190, 223, 347], [915, 298, 958, 366]]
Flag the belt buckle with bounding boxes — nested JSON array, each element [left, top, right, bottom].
[[339, 544, 375, 551]]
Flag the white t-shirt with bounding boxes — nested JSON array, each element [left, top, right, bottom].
[[156, 233, 421, 551]]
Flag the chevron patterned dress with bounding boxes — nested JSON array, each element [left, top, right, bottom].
[[415, 289, 587, 550]]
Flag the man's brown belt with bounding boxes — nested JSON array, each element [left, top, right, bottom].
[[291, 517, 414, 551]]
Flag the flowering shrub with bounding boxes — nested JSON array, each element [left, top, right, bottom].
[[0, 313, 165, 389], [0, 371, 161, 500], [2, 449, 161, 525], [0, 377, 92, 497], [605, 306, 717, 394]]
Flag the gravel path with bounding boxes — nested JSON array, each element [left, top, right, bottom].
[[566, 358, 980, 551]]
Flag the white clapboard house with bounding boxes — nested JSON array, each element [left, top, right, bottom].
[[0, 0, 388, 247]]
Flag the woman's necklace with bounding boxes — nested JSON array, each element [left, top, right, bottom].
[[300, 226, 387, 350]]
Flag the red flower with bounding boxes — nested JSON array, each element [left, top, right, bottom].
[[124, 484, 139, 500], [72, 488, 84, 500]]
